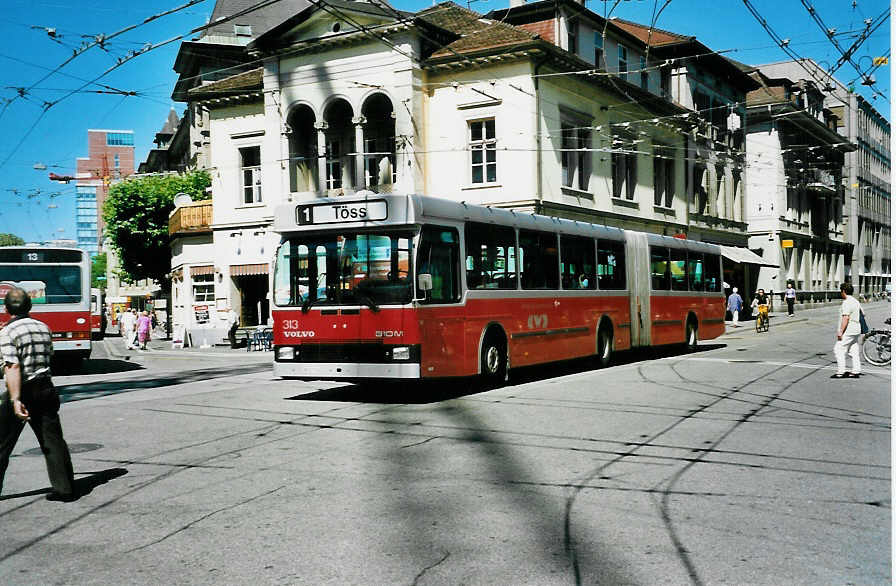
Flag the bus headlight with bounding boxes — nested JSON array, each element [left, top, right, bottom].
[[276, 347, 295, 360], [392, 346, 410, 361]]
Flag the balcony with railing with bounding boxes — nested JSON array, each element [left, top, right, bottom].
[[169, 200, 213, 236], [805, 169, 837, 193]]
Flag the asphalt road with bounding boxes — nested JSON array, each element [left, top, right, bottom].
[[0, 302, 890, 585]]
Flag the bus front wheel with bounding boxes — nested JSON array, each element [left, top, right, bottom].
[[480, 334, 507, 384]]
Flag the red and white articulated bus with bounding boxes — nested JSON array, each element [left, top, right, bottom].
[[0, 246, 92, 366], [271, 194, 725, 382]]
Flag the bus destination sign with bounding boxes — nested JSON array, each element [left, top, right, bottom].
[[295, 200, 388, 226]]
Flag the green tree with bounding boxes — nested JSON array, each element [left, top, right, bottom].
[[91, 253, 107, 289], [0, 233, 25, 246], [102, 170, 211, 285]]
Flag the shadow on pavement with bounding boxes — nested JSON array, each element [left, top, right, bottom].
[[78, 359, 145, 375], [287, 379, 484, 404], [0, 467, 127, 502], [55, 363, 273, 402], [288, 344, 727, 405]]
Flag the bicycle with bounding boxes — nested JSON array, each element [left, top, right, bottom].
[[755, 304, 769, 333], [862, 318, 891, 367]]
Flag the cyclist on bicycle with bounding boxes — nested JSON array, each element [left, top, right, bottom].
[[751, 289, 770, 321]]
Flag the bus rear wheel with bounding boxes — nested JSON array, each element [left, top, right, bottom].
[[480, 334, 507, 384]]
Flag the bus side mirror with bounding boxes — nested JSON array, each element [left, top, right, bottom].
[[417, 273, 433, 292]]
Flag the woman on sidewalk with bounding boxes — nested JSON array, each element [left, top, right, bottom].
[[136, 311, 152, 350], [785, 282, 797, 316]]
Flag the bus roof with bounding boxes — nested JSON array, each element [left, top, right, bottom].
[[273, 194, 720, 254]]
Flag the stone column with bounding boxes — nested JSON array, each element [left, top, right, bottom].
[[314, 121, 328, 194], [353, 116, 366, 191]]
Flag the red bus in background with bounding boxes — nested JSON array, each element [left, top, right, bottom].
[[271, 194, 725, 382], [0, 246, 92, 367]]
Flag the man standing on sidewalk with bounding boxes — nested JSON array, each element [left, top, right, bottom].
[[727, 287, 743, 327], [227, 306, 240, 349], [119, 308, 137, 350], [0, 287, 76, 500], [831, 282, 863, 379]]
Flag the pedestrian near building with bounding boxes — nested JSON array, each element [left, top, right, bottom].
[[136, 311, 152, 350], [727, 287, 743, 327], [785, 282, 796, 317], [831, 282, 863, 379], [119, 308, 137, 350], [226, 307, 240, 349], [0, 287, 76, 501]]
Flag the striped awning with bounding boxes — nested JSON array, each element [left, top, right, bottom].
[[718, 245, 779, 268], [190, 265, 214, 276], [230, 263, 268, 276]]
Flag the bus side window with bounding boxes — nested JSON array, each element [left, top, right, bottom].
[[650, 247, 670, 290], [597, 239, 626, 290], [464, 222, 516, 290], [670, 247, 688, 291], [688, 252, 704, 291], [417, 226, 460, 303], [519, 230, 559, 290], [703, 254, 721, 292], [560, 235, 596, 290]]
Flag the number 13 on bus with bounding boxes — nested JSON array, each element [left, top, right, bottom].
[[272, 194, 725, 382]]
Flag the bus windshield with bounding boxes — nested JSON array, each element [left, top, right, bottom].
[[274, 231, 413, 308], [0, 266, 82, 304]]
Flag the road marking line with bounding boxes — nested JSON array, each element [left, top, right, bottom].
[[676, 356, 890, 374]]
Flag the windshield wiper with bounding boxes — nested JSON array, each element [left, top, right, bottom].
[[355, 290, 380, 313], [301, 295, 323, 314]]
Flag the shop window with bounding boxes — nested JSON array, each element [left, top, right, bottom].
[[192, 273, 215, 302]]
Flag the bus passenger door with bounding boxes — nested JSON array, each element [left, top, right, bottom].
[[419, 308, 466, 377], [415, 226, 467, 377], [625, 232, 651, 347]]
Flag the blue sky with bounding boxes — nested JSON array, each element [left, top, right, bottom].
[[0, 0, 889, 244]]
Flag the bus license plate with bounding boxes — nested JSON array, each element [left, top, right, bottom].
[[296, 200, 388, 225]]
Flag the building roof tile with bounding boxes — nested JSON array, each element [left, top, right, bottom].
[[607, 17, 693, 47], [187, 67, 263, 99], [417, 2, 538, 59]]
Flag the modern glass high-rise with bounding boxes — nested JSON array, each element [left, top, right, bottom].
[[76, 129, 135, 256], [76, 186, 99, 256]]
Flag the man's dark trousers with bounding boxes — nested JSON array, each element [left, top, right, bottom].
[[228, 323, 239, 348], [0, 387, 75, 496]]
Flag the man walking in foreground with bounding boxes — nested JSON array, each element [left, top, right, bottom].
[[0, 287, 76, 500], [831, 282, 863, 379]]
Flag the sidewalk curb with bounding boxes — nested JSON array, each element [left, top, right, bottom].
[[721, 316, 809, 336]]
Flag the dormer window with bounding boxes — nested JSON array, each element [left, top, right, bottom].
[[234, 24, 252, 37], [618, 45, 628, 75], [567, 21, 577, 55]]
